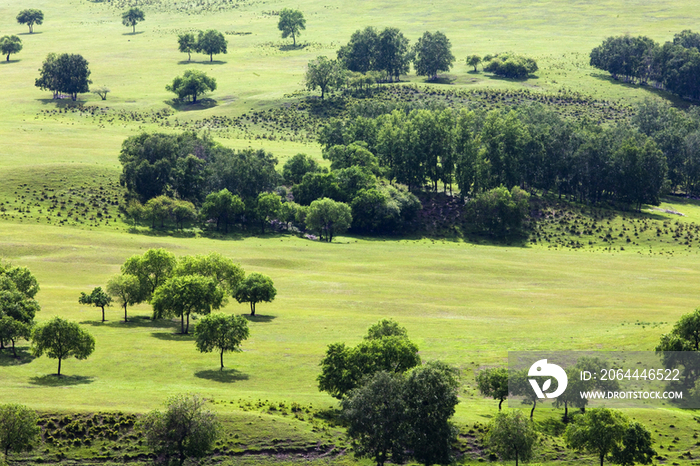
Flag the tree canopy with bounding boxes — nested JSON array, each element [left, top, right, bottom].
[[31, 317, 95, 376], [122, 248, 177, 299], [139, 394, 219, 466], [305, 197, 352, 242], [166, 69, 216, 103], [78, 287, 112, 322], [16, 9, 43, 33], [486, 410, 538, 466], [177, 33, 197, 61], [484, 53, 538, 79], [197, 30, 227, 62], [0, 404, 40, 459], [121, 8, 145, 34], [0, 36, 22, 62], [305, 56, 346, 100], [413, 31, 455, 80], [194, 313, 249, 370], [234, 272, 276, 316], [151, 275, 224, 334], [106, 274, 142, 323], [476, 366, 509, 410], [278, 9, 306, 46], [35, 53, 92, 101]]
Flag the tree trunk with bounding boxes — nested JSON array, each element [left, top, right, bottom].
[[220, 349, 224, 370], [6, 54, 9, 62], [11, 339, 17, 358], [210, 53, 213, 62], [124, 304, 128, 322], [530, 399, 537, 419], [293, 33, 296, 46], [250, 302, 256, 316], [58, 357, 62, 376], [515, 449, 519, 466], [181, 314, 185, 334], [185, 313, 190, 334], [498, 398, 503, 410], [188, 52, 191, 61], [600, 454, 605, 466], [563, 401, 569, 422], [101, 306, 105, 322]]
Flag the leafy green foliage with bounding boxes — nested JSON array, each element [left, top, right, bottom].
[[468, 186, 530, 239], [151, 275, 224, 334], [122, 248, 177, 298], [305, 56, 346, 100], [476, 367, 509, 410], [484, 53, 538, 78], [255, 192, 282, 234], [194, 313, 249, 370], [78, 287, 112, 322], [305, 197, 352, 242], [565, 408, 655, 466], [413, 31, 454, 80], [16, 9, 43, 33], [318, 323, 421, 399], [196, 30, 227, 62], [35, 53, 92, 101], [139, 394, 219, 466], [166, 70, 217, 104], [200, 189, 244, 233], [341, 371, 407, 466], [106, 274, 142, 322], [234, 272, 276, 316], [0, 316, 31, 358], [277, 9, 305, 46], [486, 410, 538, 466], [0, 404, 40, 458], [466, 54, 482, 71], [121, 8, 144, 33], [31, 317, 95, 376], [0, 36, 22, 62], [177, 33, 196, 61], [174, 252, 245, 295], [282, 153, 322, 185]]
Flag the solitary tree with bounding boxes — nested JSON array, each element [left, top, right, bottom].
[[78, 287, 112, 322], [0, 404, 40, 460], [305, 197, 352, 242], [35, 53, 91, 101], [16, 9, 43, 34], [122, 7, 145, 34], [486, 410, 539, 466], [196, 30, 227, 62], [565, 409, 655, 466], [476, 366, 509, 410], [31, 317, 95, 376], [139, 394, 219, 466], [178, 33, 197, 61], [194, 313, 249, 370], [234, 272, 276, 316], [341, 371, 407, 466], [278, 8, 306, 46], [151, 275, 225, 334], [466, 54, 482, 72], [413, 31, 455, 80], [166, 69, 216, 104], [305, 56, 347, 100], [106, 274, 142, 322], [91, 86, 110, 100], [0, 36, 22, 62]]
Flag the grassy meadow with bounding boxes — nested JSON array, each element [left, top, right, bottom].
[[2, 0, 700, 463]]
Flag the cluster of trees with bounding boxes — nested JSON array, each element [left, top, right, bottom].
[[177, 30, 227, 62], [305, 28, 455, 99], [319, 104, 669, 211], [483, 53, 539, 79], [590, 30, 700, 100], [319, 320, 460, 466], [166, 70, 216, 103]]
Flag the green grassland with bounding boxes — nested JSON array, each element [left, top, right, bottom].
[[3, 0, 700, 463]]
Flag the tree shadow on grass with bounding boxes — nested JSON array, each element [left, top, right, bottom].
[[80, 315, 178, 329], [242, 314, 276, 323], [18, 31, 43, 35], [485, 73, 538, 82], [0, 347, 35, 366], [422, 76, 456, 84], [122, 31, 145, 36], [194, 368, 249, 383], [177, 60, 227, 65], [29, 374, 95, 386], [152, 332, 195, 341], [37, 98, 87, 106], [0, 60, 21, 65], [165, 98, 218, 112], [279, 44, 308, 51]]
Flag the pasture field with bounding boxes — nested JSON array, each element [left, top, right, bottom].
[[2, 0, 700, 463]]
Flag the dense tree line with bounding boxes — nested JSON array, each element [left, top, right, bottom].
[[590, 29, 700, 100], [318, 103, 670, 210]]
